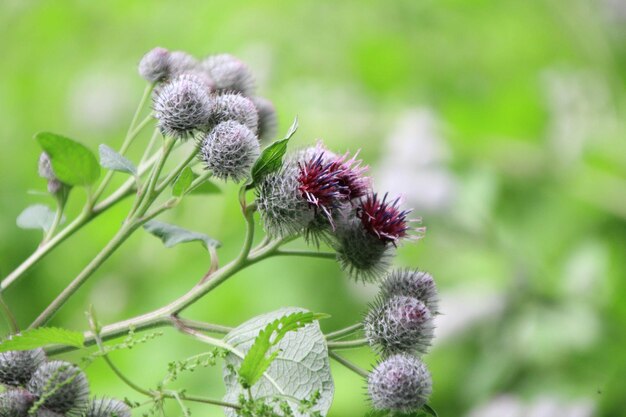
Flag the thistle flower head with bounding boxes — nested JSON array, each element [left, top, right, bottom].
[[252, 96, 278, 140], [201, 54, 255, 96], [138, 47, 171, 83], [175, 71, 215, 93], [381, 269, 439, 314], [153, 76, 212, 139], [0, 349, 46, 387], [0, 389, 35, 417], [200, 121, 260, 182], [256, 163, 316, 238], [297, 152, 347, 221], [368, 354, 432, 413], [364, 295, 434, 355], [357, 193, 413, 245], [210, 93, 259, 132], [328, 151, 370, 201], [334, 216, 393, 281], [168, 50, 199, 76], [84, 398, 132, 417], [27, 360, 90, 416]]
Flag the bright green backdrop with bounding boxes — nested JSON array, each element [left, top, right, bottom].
[[1, 1, 625, 416]]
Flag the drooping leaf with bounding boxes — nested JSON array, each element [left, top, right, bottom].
[[238, 311, 329, 388], [35, 132, 100, 186], [248, 116, 298, 188], [98, 144, 137, 176], [143, 220, 220, 249], [172, 166, 194, 197], [16, 204, 64, 232], [223, 307, 334, 417], [0, 327, 84, 352]]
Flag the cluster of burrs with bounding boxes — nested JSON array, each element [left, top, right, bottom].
[[140, 47, 277, 182], [0, 349, 130, 417], [363, 269, 439, 413]]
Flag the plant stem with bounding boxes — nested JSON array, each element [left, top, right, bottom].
[[43, 194, 67, 244], [325, 323, 363, 340], [328, 350, 369, 379], [273, 249, 336, 260], [326, 339, 368, 350], [29, 221, 140, 328], [0, 294, 18, 333]]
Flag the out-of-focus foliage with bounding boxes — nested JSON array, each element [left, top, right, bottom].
[[1, 0, 624, 416]]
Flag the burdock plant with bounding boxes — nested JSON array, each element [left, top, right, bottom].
[[0, 47, 441, 417]]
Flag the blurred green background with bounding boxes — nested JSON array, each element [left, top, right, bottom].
[[1, 0, 625, 416]]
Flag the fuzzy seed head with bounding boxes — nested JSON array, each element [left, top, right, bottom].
[[0, 349, 46, 387], [168, 50, 198, 76], [210, 93, 259, 132], [256, 164, 316, 238], [85, 398, 132, 417], [200, 121, 260, 182], [368, 354, 432, 413], [201, 54, 255, 95], [27, 360, 90, 416], [252, 97, 278, 140], [357, 193, 412, 244], [334, 217, 393, 281], [381, 269, 439, 314], [153, 77, 212, 139], [138, 47, 171, 83], [364, 296, 434, 355], [0, 389, 35, 417]]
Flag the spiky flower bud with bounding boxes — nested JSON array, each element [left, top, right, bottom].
[[27, 360, 89, 416], [0, 349, 46, 387], [168, 50, 199, 76], [38, 153, 63, 194], [201, 54, 255, 95], [200, 121, 260, 182], [138, 47, 171, 83], [176, 71, 215, 93], [210, 93, 259, 132], [256, 164, 316, 238], [153, 77, 212, 139], [364, 296, 434, 355], [334, 217, 393, 281], [85, 398, 132, 417], [357, 193, 413, 245], [0, 389, 35, 417], [368, 354, 432, 413], [381, 269, 439, 314], [252, 97, 278, 140]]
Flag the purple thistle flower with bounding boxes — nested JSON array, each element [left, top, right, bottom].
[[357, 193, 412, 245]]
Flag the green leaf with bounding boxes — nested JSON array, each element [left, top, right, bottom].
[[223, 307, 334, 417], [248, 116, 298, 188], [188, 179, 221, 195], [0, 327, 84, 352], [172, 166, 194, 197], [35, 132, 100, 186], [422, 404, 438, 417], [143, 220, 220, 249], [98, 144, 137, 176], [238, 311, 329, 388], [16, 204, 64, 232]]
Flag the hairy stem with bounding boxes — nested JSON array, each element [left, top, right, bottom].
[[328, 350, 369, 379], [326, 338, 368, 350], [325, 323, 363, 340]]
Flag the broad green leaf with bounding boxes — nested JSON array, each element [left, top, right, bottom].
[[248, 116, 298, 187], [223, 307, 334, 417], [143, 220, 220, 249], [0, 327, 84, 352], [16, 204, 64, 232], [172, 166, 194, 197], [238, 311, 329, 388], [35, 132, 100, 186], [98, 144, 137, 176]]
